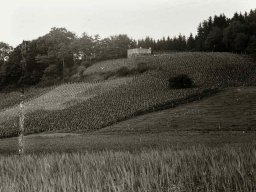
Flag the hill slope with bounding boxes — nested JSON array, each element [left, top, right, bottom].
[[0, 52, 256, 138], [78, 52, 256, 87], [0, 77, 132, 123], [97, 87, 256, 134], [1, 87, 256, 154]]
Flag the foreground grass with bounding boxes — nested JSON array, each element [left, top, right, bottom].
[[0, 144, 255, 192]]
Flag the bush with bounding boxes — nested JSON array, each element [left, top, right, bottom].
[[169, 74, 194, 89], [137, 62, 148, 73], [116, 67, 130, 77]]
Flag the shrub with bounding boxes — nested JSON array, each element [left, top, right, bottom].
[[116, 67, 130, 77], [169, 74, 194, 89], [137, 62, 148, 73], [103, 71, 115, 80]]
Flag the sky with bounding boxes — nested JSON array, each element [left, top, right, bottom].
[[1, 0, 256, 47]]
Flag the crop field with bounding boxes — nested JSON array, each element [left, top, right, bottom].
[[0, 77, 132, 125], [82, 58, 138, 75], [0, 74, 209, 137], [99, 87, 256, 134], [82, 52, 256, 87], [0, 86, 53, 111], [0, 144, 255, 192], [0, 53, 256, 138]]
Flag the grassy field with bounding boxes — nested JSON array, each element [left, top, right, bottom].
[[0, 144, 255, 192], [0, 130, 255, 154]]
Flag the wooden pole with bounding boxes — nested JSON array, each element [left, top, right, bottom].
[[19, 42, 26, 155], [62, 58, 65, 82], [19, 72, 25, 155], [19, 101, 25, 155]]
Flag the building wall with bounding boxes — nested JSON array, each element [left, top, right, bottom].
[[127, 48, 151, 58]]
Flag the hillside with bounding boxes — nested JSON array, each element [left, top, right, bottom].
[[76, 52, 256, 87], [0, 52, 256, 138], [97, 87, 256, 134], [1, 87, 256, 154], [0, 86, 53, 111], [0, 77, 132, 123]]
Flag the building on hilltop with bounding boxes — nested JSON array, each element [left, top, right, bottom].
[[127, 47, 151, 58]]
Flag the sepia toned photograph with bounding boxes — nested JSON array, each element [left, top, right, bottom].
[[0, 0, 256, 191]]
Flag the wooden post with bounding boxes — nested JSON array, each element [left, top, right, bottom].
[[62, 58, 65, 82], [218, 120, 222, 130], [19, 41, 27, 155], [19, 101, 25, 155]]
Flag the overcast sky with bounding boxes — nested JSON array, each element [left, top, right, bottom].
[[1, 0, 256, 46]]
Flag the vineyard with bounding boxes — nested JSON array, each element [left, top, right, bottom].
[[0, 86, 53, 111], [0, 77, 132, 124], [82, 58, 138, 75], [81, 52, 256, 87], [0, 52, 256, 138], [97, 87, 256, 134], [0, 73, 207, 137]]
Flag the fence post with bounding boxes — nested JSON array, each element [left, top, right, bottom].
[[19, 101, 25, 155], [19, 40, 26, 155]]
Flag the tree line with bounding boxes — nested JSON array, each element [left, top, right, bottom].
[[138, 9, 256, 53], [0, 9, 255, 88], [0, 29, 137, 87]]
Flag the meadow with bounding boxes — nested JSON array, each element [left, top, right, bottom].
[[0, 144, 255, 192]]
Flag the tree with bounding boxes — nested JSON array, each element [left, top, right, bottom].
[[205, 27, 224, 51], [98, 34, 136, 60], [246, 35, 256, 55], [39, 27, 76, 80], [213, 14, 229, 29], [1, 46, 22, 86], [195, 23, 205, 51], [234, 33, 249, 52], [187, 33, 196, 51], [0, 42, 13, 65], [70, 33, 94, 65]]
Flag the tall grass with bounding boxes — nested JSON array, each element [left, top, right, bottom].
[[0, 144, 255, 192]]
